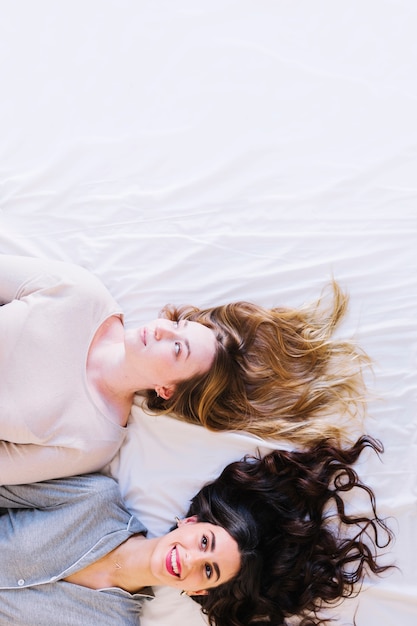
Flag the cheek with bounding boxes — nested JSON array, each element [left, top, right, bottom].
[[147, 353, 172, 383], [152, 345, 172, 366]]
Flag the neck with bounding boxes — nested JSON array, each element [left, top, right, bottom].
[[64, 535, 155, 592], [108, 535, 161, 592], [86, 316, 137, 426]]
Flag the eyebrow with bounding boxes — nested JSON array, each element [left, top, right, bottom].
[[210, 531, 220, 582], [182, 321, 191, 360]]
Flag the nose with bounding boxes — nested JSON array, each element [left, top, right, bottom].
[[154, 321, 179, 341], [184, 548, 206, 570]]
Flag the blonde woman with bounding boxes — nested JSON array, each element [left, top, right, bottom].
[[1, 253, 367, 484]]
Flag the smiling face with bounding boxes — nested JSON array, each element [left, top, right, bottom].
[[149, 516, 241, 594], [125, 318, 217, 397]]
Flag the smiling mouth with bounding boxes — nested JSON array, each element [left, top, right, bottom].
[[141, 327, 147, 346], [168, 546, 181, 577]]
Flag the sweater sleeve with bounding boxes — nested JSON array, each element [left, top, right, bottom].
[[0, 254, 100, 304], [0, 472, 120, 510], [0, 441, 114, 486]]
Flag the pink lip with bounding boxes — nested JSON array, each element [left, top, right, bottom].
[[165, 546, 181, 578]]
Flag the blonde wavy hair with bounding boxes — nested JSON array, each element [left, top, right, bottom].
[[145, 281, 370, 446]]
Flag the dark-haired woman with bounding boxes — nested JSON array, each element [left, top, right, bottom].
[[0, 436, 391, 626]]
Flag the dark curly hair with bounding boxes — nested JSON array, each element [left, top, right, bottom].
[[186, 436, 393, 626]]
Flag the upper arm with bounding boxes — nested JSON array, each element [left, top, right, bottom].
[[0, 470, 119, 510], [0, 254, 94, 304], [0, 439, 107, 488]]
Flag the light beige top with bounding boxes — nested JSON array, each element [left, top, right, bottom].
[[0, 255, 127, 484]]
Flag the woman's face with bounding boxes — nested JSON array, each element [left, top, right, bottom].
[[125, 319, 217, 397], [149, 516, 241, 594]]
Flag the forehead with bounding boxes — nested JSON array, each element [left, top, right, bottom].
[[186, 320, 216, 340], [181, 321, 217, 366], [196, 522, 241, 586]]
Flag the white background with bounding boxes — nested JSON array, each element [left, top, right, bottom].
[[1, 2, 416, 625]]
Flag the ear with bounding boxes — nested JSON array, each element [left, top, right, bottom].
[[155, 385, 175, 400], [189, 589, 209, 597], [177, 515, 198, 527]]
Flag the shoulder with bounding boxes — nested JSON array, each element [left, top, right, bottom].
[[2, 255, 106, 297], [0, 473, 124, 513], [53, 473, 124, 502], [18, 256, 119, 310]]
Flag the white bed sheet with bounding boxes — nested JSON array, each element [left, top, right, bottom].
[[1, 1, 416, 625]]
